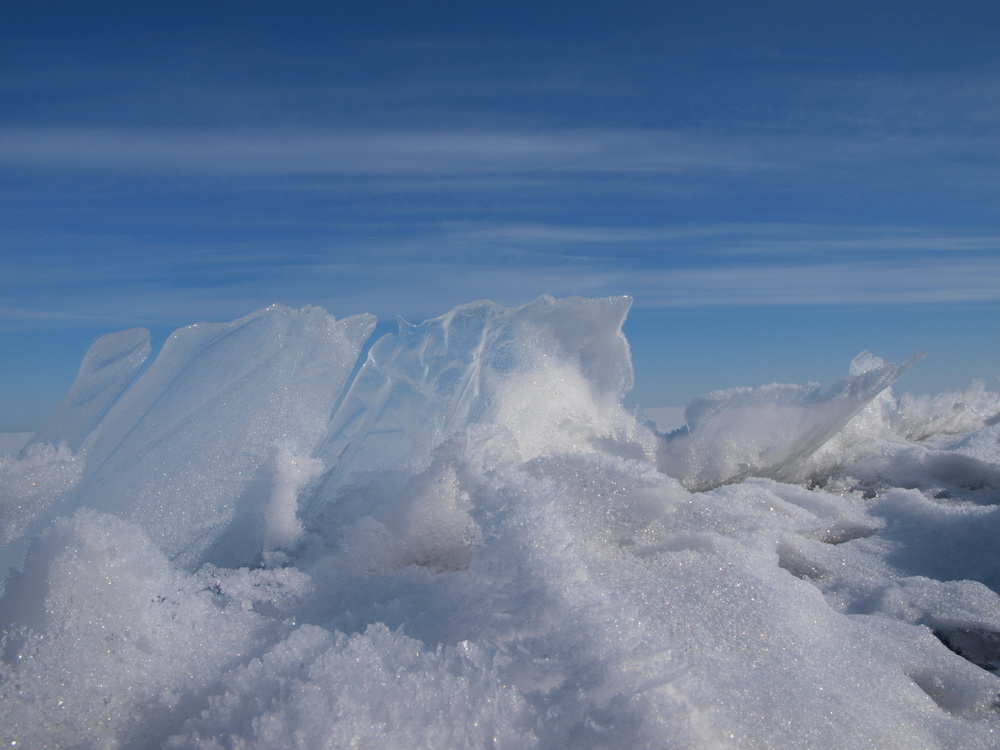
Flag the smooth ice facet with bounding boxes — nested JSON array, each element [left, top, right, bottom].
[[69, 304, 375, 567], [28, 327, 151, 452]]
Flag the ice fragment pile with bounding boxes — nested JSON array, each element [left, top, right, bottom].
[[2, 295, 1000, 749]]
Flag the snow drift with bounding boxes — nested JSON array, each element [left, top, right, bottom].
[[2, 296, 1000, 749]]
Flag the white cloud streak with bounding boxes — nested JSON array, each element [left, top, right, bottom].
[[0, 127, 764, 176], [3, 224, 998, 332]]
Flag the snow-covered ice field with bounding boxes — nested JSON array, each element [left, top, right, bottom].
[[2, 296, 999, 748]]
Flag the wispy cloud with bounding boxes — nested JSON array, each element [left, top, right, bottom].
[[3, 121, 993, 225], [627, 259, 1000, 308], [3, 221, 997, 332], [0, 127, 764, 176]]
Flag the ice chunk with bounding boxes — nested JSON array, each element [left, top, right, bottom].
[[27, 327, 151, 451], [894, 381, 1000, 442], [305, 295, 650, 518], [66, 305, 375, 568], [311, 298, 512, 485], [658, 351, 924, 490]]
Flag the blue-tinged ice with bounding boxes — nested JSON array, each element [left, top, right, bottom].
[[658, 351, 924, 490], [27, 327, 151, 452], [67, 305, 375, 567], [305, 295, 648, 518]]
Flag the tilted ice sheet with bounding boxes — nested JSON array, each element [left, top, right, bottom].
[[658, 351, 924, 490], [797, 381, 1000, 502], [27, 327, 151, 452], [305, 294, 651, 520], [55, 305, 375, 568]]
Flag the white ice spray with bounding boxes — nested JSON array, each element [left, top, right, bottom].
[[265, 445, 323, 552]]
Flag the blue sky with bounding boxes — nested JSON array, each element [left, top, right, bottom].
[[2, 1, 999, 431]]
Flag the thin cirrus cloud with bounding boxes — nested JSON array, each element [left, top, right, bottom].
[[3, 222, 998, 332], [306, 248, 1000, 310], [1, 124, 992, 218], [0, 127, 763, 176], [0, 74, 995, 330], [628, 260, 1000, 308]]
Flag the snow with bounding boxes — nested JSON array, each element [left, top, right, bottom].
[[2, 296, 1000, 749]]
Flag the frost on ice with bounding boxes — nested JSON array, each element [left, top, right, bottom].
[[3, 295, 1000, 749]]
